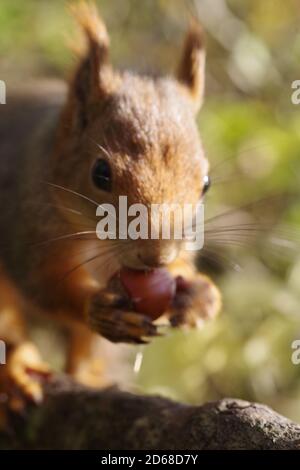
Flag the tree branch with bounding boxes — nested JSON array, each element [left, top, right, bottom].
[[1, 374, 300, 450]]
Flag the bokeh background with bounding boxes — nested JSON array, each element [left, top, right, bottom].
[[2, 0, 300, 421]]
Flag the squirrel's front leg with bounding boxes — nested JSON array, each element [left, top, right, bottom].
[[39, 248, 218, 343], [37, 248, 159, 345], [87, 282, 159, 344], [61, 257, 219, 340], [167, 256, 221, 329]]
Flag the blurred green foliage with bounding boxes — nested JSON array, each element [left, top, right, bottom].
[[1, 0, 300, 420]]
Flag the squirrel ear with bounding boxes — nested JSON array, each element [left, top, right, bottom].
[[177, 19, 206, 112], [70, 2, 116, 102]]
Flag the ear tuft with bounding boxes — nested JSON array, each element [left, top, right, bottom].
[[70, 1, 109, 59], [177, 18, 206, 112], [69, 1, 112, 98]]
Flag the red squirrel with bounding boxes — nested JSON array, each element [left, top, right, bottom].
[[0, 3, 221, 405]]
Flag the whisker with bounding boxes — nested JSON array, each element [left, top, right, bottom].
[[205, 239, 256, 250], [91, 244, 129, 279], [205, 223, 271, 232], [58, 242, 128, 284], [209, 143, 270, 175], [204, 224, 300, 244], [28, 201, 84, 216], [31, 231, 98, 248], [269, 236, 299, 250], [44, 181, 120, 225], [27, 201, 99, 228], [211, 170, 244, 186], [199, 247, 243, 272], [203, 230, 300, 265], [68, 240, 126, 260], [87, 134, 113, 160], [59, 251, 113, 283], [44, 181, 99, 207], [204, 194, 288, 226]]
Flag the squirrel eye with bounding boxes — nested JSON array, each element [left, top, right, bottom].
[[92, 159, 112, 192], [202, 175, 211, 196]]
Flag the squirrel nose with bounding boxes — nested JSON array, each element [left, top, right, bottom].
[[138, 253, 165, 269], [138, 245, 178, 269]]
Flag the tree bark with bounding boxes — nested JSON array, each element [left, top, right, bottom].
[[1, 374, 300, 450]]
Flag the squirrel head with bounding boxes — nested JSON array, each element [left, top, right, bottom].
[[53, 3, 209, 271]]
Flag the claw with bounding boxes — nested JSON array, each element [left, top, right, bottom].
[[2, 342, 51, 411], [90, 307, 161, 344], [169, 276, 221, 328]]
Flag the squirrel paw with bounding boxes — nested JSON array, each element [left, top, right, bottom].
[[2, 342, 51, 412], [90, 307, 159, 344], [169, 275, 221, 329], [88, 282, 161, 344], [89, 289, 160, 344]]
